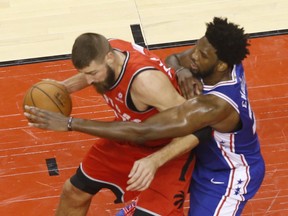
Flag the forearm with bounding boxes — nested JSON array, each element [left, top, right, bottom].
[[165, 48, 193, 70], [62, 73, 89, 93], [148, 135, 199, 168], [70, 103, 199, 142], [71, 118, 149, 143], [70, 98, 206, 142], [165, 54, 182, 70]]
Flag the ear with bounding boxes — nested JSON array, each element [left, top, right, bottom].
[[217, 61, 228, 72], [105, 51, 114, 65]]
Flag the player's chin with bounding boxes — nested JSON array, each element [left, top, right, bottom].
[[191, 69, 199, 77]]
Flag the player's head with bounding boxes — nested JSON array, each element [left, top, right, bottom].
[[72, 33, 116, 94], [190, 17, 250, 79], [72, 33, 112, 69], [205, 17, 250, 66]]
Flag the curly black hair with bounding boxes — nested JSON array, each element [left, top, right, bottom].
[[205, 17, 250, 66]]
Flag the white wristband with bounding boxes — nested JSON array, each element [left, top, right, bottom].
[[67, 117, 73, 131], [175, 66, 185, 74]]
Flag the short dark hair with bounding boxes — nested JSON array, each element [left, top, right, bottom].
[[205, 17, 250, 66], [71, 33, 112, 69]]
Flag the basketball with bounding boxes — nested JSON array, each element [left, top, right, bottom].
[[23, 80, 72, 117]]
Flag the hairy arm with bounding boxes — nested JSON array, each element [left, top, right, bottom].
[[61, 73, 90, 93]]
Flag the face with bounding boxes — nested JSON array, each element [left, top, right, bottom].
[[79, 59, 116, 94], [189, 36, 219, 78]]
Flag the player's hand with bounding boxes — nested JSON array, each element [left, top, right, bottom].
[[176, 68, 203, 99], [24, 105, 69, 131], [126, 156, 160, 191]]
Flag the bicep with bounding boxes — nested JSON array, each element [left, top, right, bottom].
[[143, 94, 232, 138], [132, 71, 185, 111]]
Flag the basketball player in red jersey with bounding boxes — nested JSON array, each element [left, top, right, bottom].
[[26, 33, 201, 215], [26, 18, 264, 216]]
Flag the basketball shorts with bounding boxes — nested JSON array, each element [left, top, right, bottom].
[[70, 138, 195, 216], [188, 157, 265, 216]]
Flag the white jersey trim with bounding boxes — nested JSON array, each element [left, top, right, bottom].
[[213, 132, 251, 215], [207, 91, 239, 114], [203, 66, 237, 91], [79, 163, 125, 203], [135, 206, 161, 216]]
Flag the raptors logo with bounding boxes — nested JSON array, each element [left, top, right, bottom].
[[173, 190, 185, 209]]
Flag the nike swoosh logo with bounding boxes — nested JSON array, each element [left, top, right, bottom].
[[210, 178, 225, 185]]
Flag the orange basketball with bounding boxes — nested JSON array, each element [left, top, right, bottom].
[[23, 80, 72, 116]]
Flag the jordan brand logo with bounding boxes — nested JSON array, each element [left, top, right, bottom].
[[210, 178, 225, 185]]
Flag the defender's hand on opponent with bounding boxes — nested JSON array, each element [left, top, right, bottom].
[[176, 68, 203, 99], [24, 105, 69, 131], [126, 155, 160, 191]]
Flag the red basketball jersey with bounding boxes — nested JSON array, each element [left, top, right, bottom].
[[103, 39, 179, 146]]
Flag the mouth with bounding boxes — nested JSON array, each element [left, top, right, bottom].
[[190, 60, 198, 70]]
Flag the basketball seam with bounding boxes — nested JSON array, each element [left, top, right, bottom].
[[31, 86, 65, 115], [36, 82, 69, 95], [24, 87, 36, 107]]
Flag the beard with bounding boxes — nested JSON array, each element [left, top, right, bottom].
[[199, 68, 214, 79], [191, 65, 215, 79], [92, 64, 116, 94]]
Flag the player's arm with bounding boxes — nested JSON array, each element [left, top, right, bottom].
[[123, 73, 213, 191], [24, 92, 235, 144], [166, 47, 203, 98], [61, 73, 90, 93], [122, 70, 201, 191], [165, 47, 194, 70], [129, 69, 186, 111], [44, 73, 90, 94]]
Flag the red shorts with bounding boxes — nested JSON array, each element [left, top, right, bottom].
[[72, 138, 194, 215]]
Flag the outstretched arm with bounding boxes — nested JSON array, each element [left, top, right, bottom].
[[24, 94, 220, 143], [72, 97, 207, 141]]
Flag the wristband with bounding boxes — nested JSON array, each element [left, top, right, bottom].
[[67, 116, 73, 131], [193, 127, 212, 143], [175, 66, 185, 74]]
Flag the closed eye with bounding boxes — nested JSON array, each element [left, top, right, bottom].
[[85, 70, 98, 75]]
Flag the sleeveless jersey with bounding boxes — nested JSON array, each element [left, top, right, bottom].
[[103, 39, 179, 147], [192, 63, 265, 201]]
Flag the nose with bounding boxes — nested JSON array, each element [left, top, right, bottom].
[[85, 74, 95, 85], [191, 48, 199, 61]]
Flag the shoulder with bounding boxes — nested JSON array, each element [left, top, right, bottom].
[[109, 38, 133, 50], [130, 69, 183, 110], [132, 70, 172, 92]]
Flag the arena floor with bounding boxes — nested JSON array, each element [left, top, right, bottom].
[[0, 1, 287, 215]]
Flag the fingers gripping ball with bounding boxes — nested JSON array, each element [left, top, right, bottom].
[[23, 80, 72, 117]]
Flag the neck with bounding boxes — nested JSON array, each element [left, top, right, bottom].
[[203, 66, 233, 85], [113, 50, 126, 79]]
